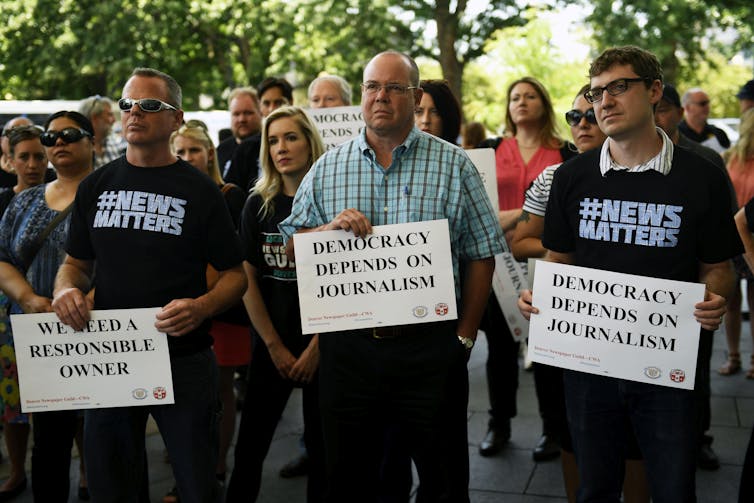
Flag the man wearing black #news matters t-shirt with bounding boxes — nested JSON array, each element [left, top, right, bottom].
[[52, 68, 246, 503], [520, 46, 741, 502]]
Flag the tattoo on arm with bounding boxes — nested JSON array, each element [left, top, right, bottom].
[[518, 210, 531, 223]]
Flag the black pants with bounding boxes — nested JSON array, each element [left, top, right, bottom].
[[31, 409, 79, 502], [480, 296, 519, 430], [695, 329, 713, 443], [318, 323, 466, 502], [226, 336, 325, 502]]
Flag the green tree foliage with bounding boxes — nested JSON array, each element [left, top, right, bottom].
[[586, 0, 752, 84], [462, 15, 590, 136], [0, 0, 412, 109], [400, 0, 529, 102]]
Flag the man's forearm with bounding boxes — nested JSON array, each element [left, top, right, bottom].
[[53, 258, 94, 295], [196, 265, 247, 318], [700, 260, 736, 301]]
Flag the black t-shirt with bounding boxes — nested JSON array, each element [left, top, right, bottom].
[[239, 193, 307, 353], [226, 133, 262, 192], [66, 157, 244, 355], [544, 147, 742, 283]]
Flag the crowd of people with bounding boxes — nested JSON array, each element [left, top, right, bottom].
[[0, 45, 751, 503]]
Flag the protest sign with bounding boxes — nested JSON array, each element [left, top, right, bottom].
[[491, 252, 529, 341], [307, 106, 364, 150], [11, 308, 173, 411], [528, 261, 704, 389], [465, 148, 499, 211], [293, 219, 457, 333]]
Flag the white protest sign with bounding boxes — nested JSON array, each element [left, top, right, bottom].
[[307, 106, 364, 150], [466, 148, 499, 212], [491, 253, 529, 341], [528, 261, 704, 389], [11, 308, 174, 411], [293, 219, 458, 333]]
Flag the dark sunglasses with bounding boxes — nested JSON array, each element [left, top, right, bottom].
[[565, 108, 598, 126], [40, 127, 92, 147], [118, 98, 177, 113]]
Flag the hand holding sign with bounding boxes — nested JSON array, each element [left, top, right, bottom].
[[326, 208, 373, 238]]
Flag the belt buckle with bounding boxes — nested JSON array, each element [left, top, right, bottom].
[[372, 327, 394, 339]]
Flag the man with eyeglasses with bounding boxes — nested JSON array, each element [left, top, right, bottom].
[[519, 46, 740, 501], [78, 95, 127, 169], [280, 51, 503, 501], [51, 67, 246, 503], [678, 87, 730, 154]]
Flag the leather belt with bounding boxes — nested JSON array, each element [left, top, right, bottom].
[[370, 323, 437, 339]]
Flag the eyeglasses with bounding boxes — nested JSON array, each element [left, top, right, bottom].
[[691, 100, 710, 107], [118, 98, 177, 113], [565, 108, 598, 126], [584, 77, 651, 104], [40, 127, 92, 147], [361, 82, 417, 96]]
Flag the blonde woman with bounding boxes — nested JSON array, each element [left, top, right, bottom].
[[722, 109, 754, 377], [227, 106, 326, 502]]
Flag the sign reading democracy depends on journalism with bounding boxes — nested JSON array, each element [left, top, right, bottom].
[[11, 308, 173, 411], [307, 106, 364, 151], [528, 261, 704, 389], [293, 219, 458, 333]]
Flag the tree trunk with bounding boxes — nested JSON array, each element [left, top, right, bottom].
[[434, 0, 464, 106]]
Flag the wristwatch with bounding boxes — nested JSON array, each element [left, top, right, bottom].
[[457, 335, 475, 350]]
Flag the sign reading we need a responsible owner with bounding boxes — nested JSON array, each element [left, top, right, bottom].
[[11, 308, 173, 412]]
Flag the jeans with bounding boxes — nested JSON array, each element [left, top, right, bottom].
[[84, 348, 220, 503], [563, 370, 696, 503]]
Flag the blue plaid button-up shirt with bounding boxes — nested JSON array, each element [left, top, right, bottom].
[[280, 126, 505, 299]]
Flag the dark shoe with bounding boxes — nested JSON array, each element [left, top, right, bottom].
[[279, 453, 309, 478], [0, 478, 27, 502], [479, 426, 511, 456], [78, 486, 90, 501], [697, 441, 720, 470], [532, 433, 561, 462]]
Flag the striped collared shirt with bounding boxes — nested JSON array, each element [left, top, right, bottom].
[[599, 127, 674, 177], [279, 126, 505, 299]]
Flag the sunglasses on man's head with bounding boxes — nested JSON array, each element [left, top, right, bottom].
[[40, 127, 92, 147], [565, 108, 598, 127], [117, 98, 177, 113]]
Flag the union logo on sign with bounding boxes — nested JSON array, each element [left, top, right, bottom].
[[669, 369, 685, 383], [435, 303, 449, 316], [153, 387, 167, 400]]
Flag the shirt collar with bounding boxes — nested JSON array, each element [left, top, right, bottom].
[[599, 127, 674, 177], [357, 126, 421, 163]]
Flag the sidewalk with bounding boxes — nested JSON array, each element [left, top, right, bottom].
[[2, 326, 752, 502]]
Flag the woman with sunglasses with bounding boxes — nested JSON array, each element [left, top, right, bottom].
[[165, 120, 248, 501], [510, 86, 649, 503], [226, 106, 325, 503], [0, 111, 94, 501], [476, 77, 575, 463]]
